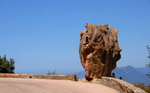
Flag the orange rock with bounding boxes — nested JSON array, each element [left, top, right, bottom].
[[79, 24, 121, 80]]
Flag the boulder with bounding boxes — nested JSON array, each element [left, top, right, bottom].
[[79, 23, 121, 80]]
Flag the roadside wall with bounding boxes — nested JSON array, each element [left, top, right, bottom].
[[0, 73, 76, 81]]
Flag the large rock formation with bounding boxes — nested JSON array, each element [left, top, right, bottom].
[[79, 23, 121, 80]]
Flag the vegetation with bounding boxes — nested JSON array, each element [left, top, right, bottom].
[[47, 70, 56, 75], [0, 54, 15, 73], [146, 46, 150, 78], [130, 46, 150, 92], [132, 83, 150, 92]]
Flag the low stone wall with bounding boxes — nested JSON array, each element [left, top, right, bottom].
[[92, 77, 145, 93], [0, 73, 76, 81]]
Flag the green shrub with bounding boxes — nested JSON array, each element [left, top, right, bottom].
[[47, 70, 56, 75], [0, 55, 15, 73]]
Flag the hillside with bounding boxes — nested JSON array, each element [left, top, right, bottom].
[[75, 65, 150, 85]]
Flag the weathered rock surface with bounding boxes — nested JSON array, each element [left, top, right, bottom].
[[78, 77, 146, 93], [79, 24, 121, 80], [92, 77, 146, 93]]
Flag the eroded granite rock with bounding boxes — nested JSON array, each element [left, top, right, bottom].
[[79, 23, 121, 80]]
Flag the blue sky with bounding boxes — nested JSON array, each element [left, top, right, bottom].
[[0, 0, 150, 74]]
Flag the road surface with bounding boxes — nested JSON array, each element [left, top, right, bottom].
[[0, 78, 119, 93]]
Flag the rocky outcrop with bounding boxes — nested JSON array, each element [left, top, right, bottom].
[[78, 77, 146, 93], [0, 73, 76, 81], [79, 24, 121, 80], [92, 77, 146, 93]]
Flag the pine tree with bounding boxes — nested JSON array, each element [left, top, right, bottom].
[[146, 46, 150, 78], [0, 54, 15, 73]]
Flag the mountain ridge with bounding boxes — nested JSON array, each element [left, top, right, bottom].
[[75, 65, 150, 85]]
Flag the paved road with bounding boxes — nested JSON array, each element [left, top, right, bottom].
[[0, 78, 119, 93]]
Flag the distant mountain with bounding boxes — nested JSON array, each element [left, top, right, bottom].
[[75, 65, 150, 85], [113, 65, 150, 85], [136, 67, 150, 74]]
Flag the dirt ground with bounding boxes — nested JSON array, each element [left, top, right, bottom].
[[0, 78, 119, 93]]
